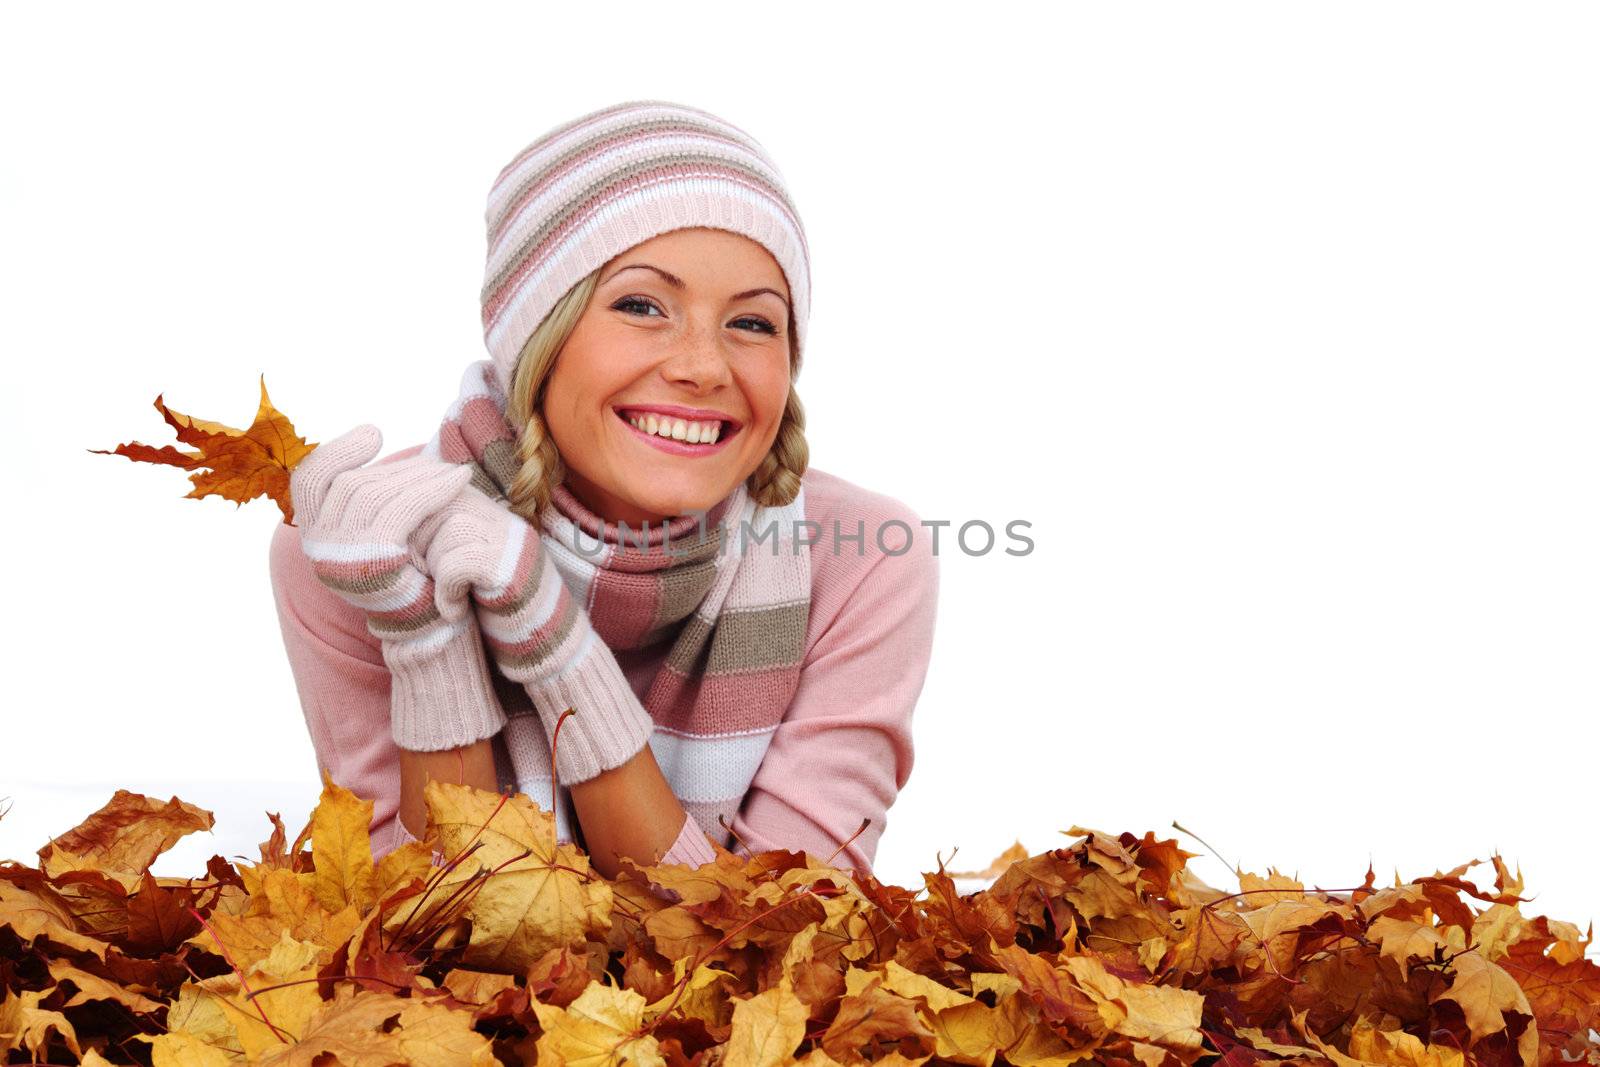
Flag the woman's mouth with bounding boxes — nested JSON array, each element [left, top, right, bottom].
[[613, 405, 741, 457]]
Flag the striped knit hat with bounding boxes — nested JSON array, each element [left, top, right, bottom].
[[479, 99, 812, 397]]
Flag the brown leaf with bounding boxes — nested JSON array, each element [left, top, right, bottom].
[[38, 790, 214, 888], [946, 841, 1030, 881], [125, 870, 204, 953], [820, 974, 936, 1064]]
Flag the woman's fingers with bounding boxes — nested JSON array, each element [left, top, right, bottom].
[[422, 487, 517, 620], [289, 423, 383, 526], [319, 454, 473, 547], [379, 462, 476, 543]]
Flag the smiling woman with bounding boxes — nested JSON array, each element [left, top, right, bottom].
[[266, 99, 938, 883]]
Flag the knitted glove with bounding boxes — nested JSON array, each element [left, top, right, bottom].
[[419, 480, 654, 785], [288, 424, 507, 751]]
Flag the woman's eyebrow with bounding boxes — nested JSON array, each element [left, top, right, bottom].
[[602, 262, 790, 309]]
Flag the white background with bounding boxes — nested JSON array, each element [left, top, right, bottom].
[[3, 4, 1595, 942]]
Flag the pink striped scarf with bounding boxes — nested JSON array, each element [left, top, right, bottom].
[[425, 359, 812, 735]]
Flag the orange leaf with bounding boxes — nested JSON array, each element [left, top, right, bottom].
[[89, 375, 316, 524]]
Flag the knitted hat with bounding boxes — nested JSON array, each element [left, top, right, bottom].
[[479, 99, 812, 397]]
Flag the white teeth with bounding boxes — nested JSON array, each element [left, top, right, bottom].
[[624, 412, 725, 445]]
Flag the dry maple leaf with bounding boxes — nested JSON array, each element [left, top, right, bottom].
[[307, 771, 379, 916], [722, 978, 810, 1067], [0, 989, 83, 1062], [36, 789, 213, 890], [531, 982, 667, 1067], [420, 780, 615, 972], [89, 375, 315, 524], [945, 840, 1030, 881]]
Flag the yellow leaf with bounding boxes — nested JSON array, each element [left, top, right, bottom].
[[1236, 868, 1307, 905], [1239, 898, 1343, 944], [310, 774, 377, 914], [1059, 955, 1204, 1052], [234, 960, 323, 1059], [0, 878, 110, 959], [1470, 903, 1526, 963], [163, 981, 246, 1058], [644, 958, 739, 1030], [532, 981, 667, 1067], [1348, 1017, 1467, 1067], [1369, 914, 1451, 981], [725, 978, 810, 1067], [878, 960, 975, 1013], [388, 998, 499, 1067], [991, 994, 1095, 1067], [1431, 951, 1538, 1065], [375, 838, 434, 903], [141, 1029, 238, 1067], [48, 959, 163, 1013], [970, 972, 1021, 1001], [246, 987, 493, 1067], [924, 1000, 1000, 1067], [195, 866, 362, 972], [423, 781, 613, 971]]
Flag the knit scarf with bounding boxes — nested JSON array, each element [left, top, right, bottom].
[[425, 359, 812, 736]]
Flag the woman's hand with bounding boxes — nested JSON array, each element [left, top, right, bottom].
[[288, 424, 507, 752], [289, 424, 473, 622], [409, 479, 533, 625], [417, 484, 656, 786]]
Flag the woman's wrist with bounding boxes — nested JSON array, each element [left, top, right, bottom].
[[519, 629, 654, 785], [381, 616, 507, 751]]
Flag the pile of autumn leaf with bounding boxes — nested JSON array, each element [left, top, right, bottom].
[[2, 786, 1597, 1067]]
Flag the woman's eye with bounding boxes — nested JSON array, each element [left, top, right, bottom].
[[612, 298, 775, 336], [611, 296, 663, 318]]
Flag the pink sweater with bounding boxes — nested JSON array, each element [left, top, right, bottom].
[[267, 444, 939, 876]]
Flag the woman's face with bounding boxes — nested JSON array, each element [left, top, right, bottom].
[[541, 226, 794, 525]]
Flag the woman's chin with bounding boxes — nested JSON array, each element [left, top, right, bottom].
[[603, 431, 749, 519], [614, 474, 740, 521]]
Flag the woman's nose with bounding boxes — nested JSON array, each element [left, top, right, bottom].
[[658, 327, 733, 392]]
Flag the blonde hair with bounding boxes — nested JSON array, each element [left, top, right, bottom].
[[504, 268, 808, 522]]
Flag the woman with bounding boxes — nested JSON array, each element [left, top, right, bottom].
[[268, 99, 938, 881]]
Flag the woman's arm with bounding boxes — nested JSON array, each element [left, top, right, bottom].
[[269, 518, 501, 853], [565, 744, 701, 879], [397, 741, 500, 840]]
